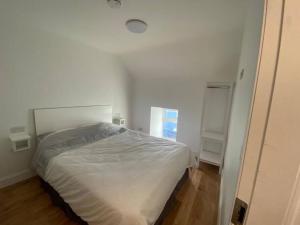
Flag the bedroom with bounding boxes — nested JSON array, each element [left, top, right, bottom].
[[1, 1, 299, 225]]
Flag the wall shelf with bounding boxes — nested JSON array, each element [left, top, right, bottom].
[[199, 151, 222, 166], [9, 133, 31, 152], [199, 82, 234, 170], [201, 131, 225, 142]]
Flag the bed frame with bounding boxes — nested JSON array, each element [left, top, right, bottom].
[[40, 169, 188, 225], [34, 105, 112, 136], [34, 105, 189, 225]]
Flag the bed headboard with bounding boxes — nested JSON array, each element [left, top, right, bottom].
[[34, 105, 112, 136]]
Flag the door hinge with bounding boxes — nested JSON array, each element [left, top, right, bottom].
[[231, 198, 248, 225]]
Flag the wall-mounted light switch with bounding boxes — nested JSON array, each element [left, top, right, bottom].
[[240, 69, 245, 80]]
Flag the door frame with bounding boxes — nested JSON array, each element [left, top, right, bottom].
[[235, 0, 284, 214], [240, 0, 300, 224], [218, 0, 285, 224]]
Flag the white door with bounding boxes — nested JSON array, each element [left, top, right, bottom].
[[218, 0, 292, 224], [218, 0, 265, 225], [238, 0, 300, 224]]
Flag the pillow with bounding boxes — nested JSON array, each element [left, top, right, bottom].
[[32, 122, 126, 177]]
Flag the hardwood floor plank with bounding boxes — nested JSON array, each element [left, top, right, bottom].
[[0, 163, 219, 225]]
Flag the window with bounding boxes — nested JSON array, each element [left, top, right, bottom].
[[150, 107, 178, 141]]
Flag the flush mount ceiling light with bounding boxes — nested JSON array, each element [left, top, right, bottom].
[[107, 0, 122, 8], [126, 19, 148, 34]]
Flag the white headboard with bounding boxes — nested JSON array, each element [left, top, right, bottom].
[[34, 105, 112, 135]]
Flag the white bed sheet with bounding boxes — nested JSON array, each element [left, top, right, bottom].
[[45, 130, 195, 225]]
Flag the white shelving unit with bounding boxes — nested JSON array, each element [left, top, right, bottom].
[[201, 131, 225, 142], [9, 132, 31, 152], [199, 82, 234, 170]]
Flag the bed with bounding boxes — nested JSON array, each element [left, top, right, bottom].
[[32, 105, 195, 225]]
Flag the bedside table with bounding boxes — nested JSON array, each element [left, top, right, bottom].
[[113, 117, 126, 126], [9, 133, 31, 152]]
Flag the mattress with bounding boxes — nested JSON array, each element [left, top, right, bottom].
[[35, 126, 195, 225], [32, 122, 126, 177]]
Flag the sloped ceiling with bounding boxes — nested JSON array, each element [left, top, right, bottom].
[[1, 0, 247, 78]]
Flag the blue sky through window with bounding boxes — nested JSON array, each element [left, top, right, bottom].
[[164, 110, 178, 119], [162, 109, 178, 140]]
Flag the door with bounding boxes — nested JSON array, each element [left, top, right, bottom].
[[218, 0, 266, 225], [219, 0, 290, 225], [238, 0, 300, 224]]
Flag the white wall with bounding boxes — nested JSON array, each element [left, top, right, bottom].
[[132, 77, 204, 154], [150, 107, 164, 138], [121, 30, 243, 80], [203, 87, 231, 134], [0, 23, 131, 186], [220, 0, 265, 224], [130, 30, 243, 154]]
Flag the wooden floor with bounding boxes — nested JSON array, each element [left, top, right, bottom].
[[0, 163, 220, 225]]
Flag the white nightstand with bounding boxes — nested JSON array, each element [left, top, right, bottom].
[[113, 117, 126, 126], [9, 133, 31, 152]]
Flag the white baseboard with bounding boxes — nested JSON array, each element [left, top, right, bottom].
[[0, 169, 36, 188]]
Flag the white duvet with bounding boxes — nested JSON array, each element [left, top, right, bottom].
[[45, 130, 195, 225]]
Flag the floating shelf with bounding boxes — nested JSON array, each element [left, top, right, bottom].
[[199, 150, 222, 166], [201, 131, 225, 142], [9, 133, 31, 152], [199, 82, 234, 168]]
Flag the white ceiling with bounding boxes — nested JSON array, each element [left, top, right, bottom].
[[1, 0, 246, 54]]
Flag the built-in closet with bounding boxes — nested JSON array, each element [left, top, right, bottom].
[[199, 82, 234, 170]]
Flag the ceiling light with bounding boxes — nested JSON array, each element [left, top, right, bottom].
[[126, 19, 148, 34], [107, 0, 122, 9]]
